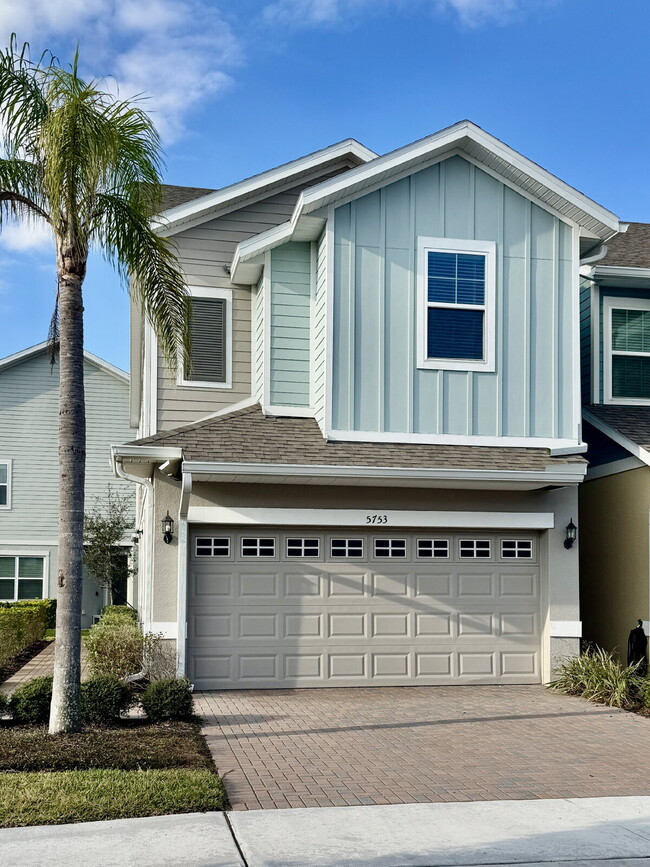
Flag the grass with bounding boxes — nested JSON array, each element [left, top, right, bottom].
[[44, 629, 89, 640], [0, 769, 228, 827], [0, 720, 214, 772]]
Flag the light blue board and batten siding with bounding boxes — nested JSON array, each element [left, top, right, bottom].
[[331, 154, 576, 439], [269, 242, 311, 407]]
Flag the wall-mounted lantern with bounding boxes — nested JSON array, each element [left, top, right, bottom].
[[564, 518, 577, 550], [162, 512, 174, 545]]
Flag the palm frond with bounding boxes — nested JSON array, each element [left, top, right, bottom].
[[0, 37, 48, 159], [0, 158, 49, 224]]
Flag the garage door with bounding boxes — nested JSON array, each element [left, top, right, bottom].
[[187, 528, 541, 689]]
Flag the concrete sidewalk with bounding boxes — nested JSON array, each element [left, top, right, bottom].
[[4, 797, 650, 866]]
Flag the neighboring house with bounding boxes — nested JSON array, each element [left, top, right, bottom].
[[0, 343, 135, 627], [579, 223, 650, 655], [114, 121, 623, 690]]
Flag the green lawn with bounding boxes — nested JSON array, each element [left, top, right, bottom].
[[0, 769, 227, 827], [44, 629, 89, 640]]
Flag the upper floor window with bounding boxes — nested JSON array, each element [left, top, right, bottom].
[[0, 555, 45, 600], [178, 287, 232, 389], [604, 297, 650, 405], [417, 237, 496, 372], [0, 460, 11, 509]]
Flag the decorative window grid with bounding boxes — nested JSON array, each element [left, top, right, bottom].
[[0, 555, 45, 601], [286, 538, 320, 558], [459, 539, 491, 559], [195, 537, 230, 557], [241, 537, 276, 557], [374, 539, 406, 558], [417, 539, 450, 559], [501, 540, 533, 559], [330, 539, 363, 558]]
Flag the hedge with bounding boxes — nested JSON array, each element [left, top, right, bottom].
[[0, 606, 47, 669], [100, 605, 138, 626], [1, 599, 57, 630]]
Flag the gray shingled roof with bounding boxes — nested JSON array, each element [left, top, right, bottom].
[[161, 184, 216, 211], [599, 222, 650, 268], [132, 404, 584, 471], [585, 404, 650, 451]]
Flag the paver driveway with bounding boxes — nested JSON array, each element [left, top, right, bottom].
[[195, 686, 650, 811]]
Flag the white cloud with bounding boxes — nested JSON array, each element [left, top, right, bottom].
[[262, 0, 546, 28], [0, 0, 241, 142], [0, 219, 53, 253]]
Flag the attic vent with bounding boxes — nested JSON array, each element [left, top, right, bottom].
[[188, 298, 226, 383]]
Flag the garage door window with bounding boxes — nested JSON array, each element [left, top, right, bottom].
[[196, 537, 230, 556], [331, 539, 363, 558], [417, 539, 450, 558], [241, 538, 276, 557], [287, 538, 320, 558], [374, 539, 406, 558], [501, 540, 533, 559], [459, 539, 491, 558]]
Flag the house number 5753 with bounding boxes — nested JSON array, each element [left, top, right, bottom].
[[366, 514, 388, 524]]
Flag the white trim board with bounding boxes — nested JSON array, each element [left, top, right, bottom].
[[603, 295, 650, 406], [149, 622, 177, 640], [177, 286, 233, 390], [582, 409, 650, 467], [585, 456, 645, 481], [0, 341, 129, 382], [327, 429, 587, 452], [186, 506, 555, 529]]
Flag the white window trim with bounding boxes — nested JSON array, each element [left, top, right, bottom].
[[195, 537, 230, 557], [330, 538, 364, 558], [0, 551, 48, 601], [178, 286, 233, 389], [416, 538, 450, 559], [603, 295, 650, 406], [241, 537, 276, 557], [374, 538, 407, 558], [0, 459, 12, 510], [286, 537, 321, 558], [417, 237, 496, 372], [500, 539, 533, 559]]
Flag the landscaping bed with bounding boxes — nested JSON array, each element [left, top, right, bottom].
[[0, 639, 51, 685]]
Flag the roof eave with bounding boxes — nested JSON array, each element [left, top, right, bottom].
[[582, 408, 650, 467]]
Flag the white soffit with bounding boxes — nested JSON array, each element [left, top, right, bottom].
[[583, 409, 650, 467]]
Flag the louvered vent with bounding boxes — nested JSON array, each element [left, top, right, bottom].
[[187, 298, 226, 382]]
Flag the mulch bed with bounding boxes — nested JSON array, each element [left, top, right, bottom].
[[0, 640, 51, 685], [0, 719, 215, 772]]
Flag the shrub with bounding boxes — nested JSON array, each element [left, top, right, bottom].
[[100, 605, 138, 626], [85, 622, 144, 679], [549, 647, 644, 709], [0, 607, 47, 669], [9, 676, 53, 724], [142, 678, 193, 722], [3, 599, 57, 630], [81, 675, 132, 724], [0, 692, 7, 716]]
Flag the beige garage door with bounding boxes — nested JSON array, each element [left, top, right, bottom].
[[187, 528, 542, 689]]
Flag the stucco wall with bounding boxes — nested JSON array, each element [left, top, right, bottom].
[[579, 466, 650, 656]]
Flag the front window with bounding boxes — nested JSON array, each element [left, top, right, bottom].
[[418, 237, 495, 372], [605, 297, 650, 404], [0, 555, 45, 600], [0, 460, 11, 509], [178, 287, 232, 389]]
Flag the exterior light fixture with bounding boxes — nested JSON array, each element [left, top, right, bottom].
[[131, 529, 143, 545], [162, 512, 174, 544], [564, 518, 577, 550]]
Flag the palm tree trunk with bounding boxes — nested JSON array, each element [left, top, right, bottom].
[[49, 249, 86, 734]]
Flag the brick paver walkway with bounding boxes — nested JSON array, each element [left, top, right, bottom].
[[1, 641, 89, 695], [195, 686, 650, 811]]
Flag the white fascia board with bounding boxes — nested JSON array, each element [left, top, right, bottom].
[[0, 341, 129, 383], [182, 460, 585, 485], [592, 265, 650, 282], [186, 505, 555, 529], [83, 350, 129, 383], [154, 139, 377, 236], [327, 428, 585, 452], [0, 341, 49, 371], [111, 444, 183, 462], [582, 409, 650, 466], [231, 222, 293, 283], [585, 456, 645, 481], [297, 121, 620, 235]]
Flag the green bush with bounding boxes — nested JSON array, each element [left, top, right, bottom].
[[142, 678, 193, 722], [7, 599, 57, 630], [0, 692, 7, 716], [85, 622, 144, 679], [101, 605, 138, 626], [9, 676, 53, 724], [0, 607, 47, 669], [81, 675, 132, 724], [549, 647, 644, 709]]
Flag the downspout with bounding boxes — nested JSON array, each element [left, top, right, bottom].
[[175, 471, 192, 677]]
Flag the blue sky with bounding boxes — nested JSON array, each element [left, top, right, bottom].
[[1, 0, 649, 372]]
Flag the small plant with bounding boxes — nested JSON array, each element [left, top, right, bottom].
[[85, 622, 144, 679], [9, 676, 53, 724], [81, 675, 132, 724], [549, 647, 644, 709], [142, 678, 193, 722]]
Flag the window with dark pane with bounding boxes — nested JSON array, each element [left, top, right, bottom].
[[417, 539, 450, 558], [611, 308, 650, 399], [330, 539, 363, 558], [187, 298, 226, 383], [196, 537, 230, 556], [241, 537, 276, 557], [0, 463, 8, 506], [374, 539, 406, 558], [427, 251, 486, 361], [459, 539, 491, 558], [501, 540, 533, 559], [287, 538, 320, 558]]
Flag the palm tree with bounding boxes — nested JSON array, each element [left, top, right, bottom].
[[0, 41, 190, 733]]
